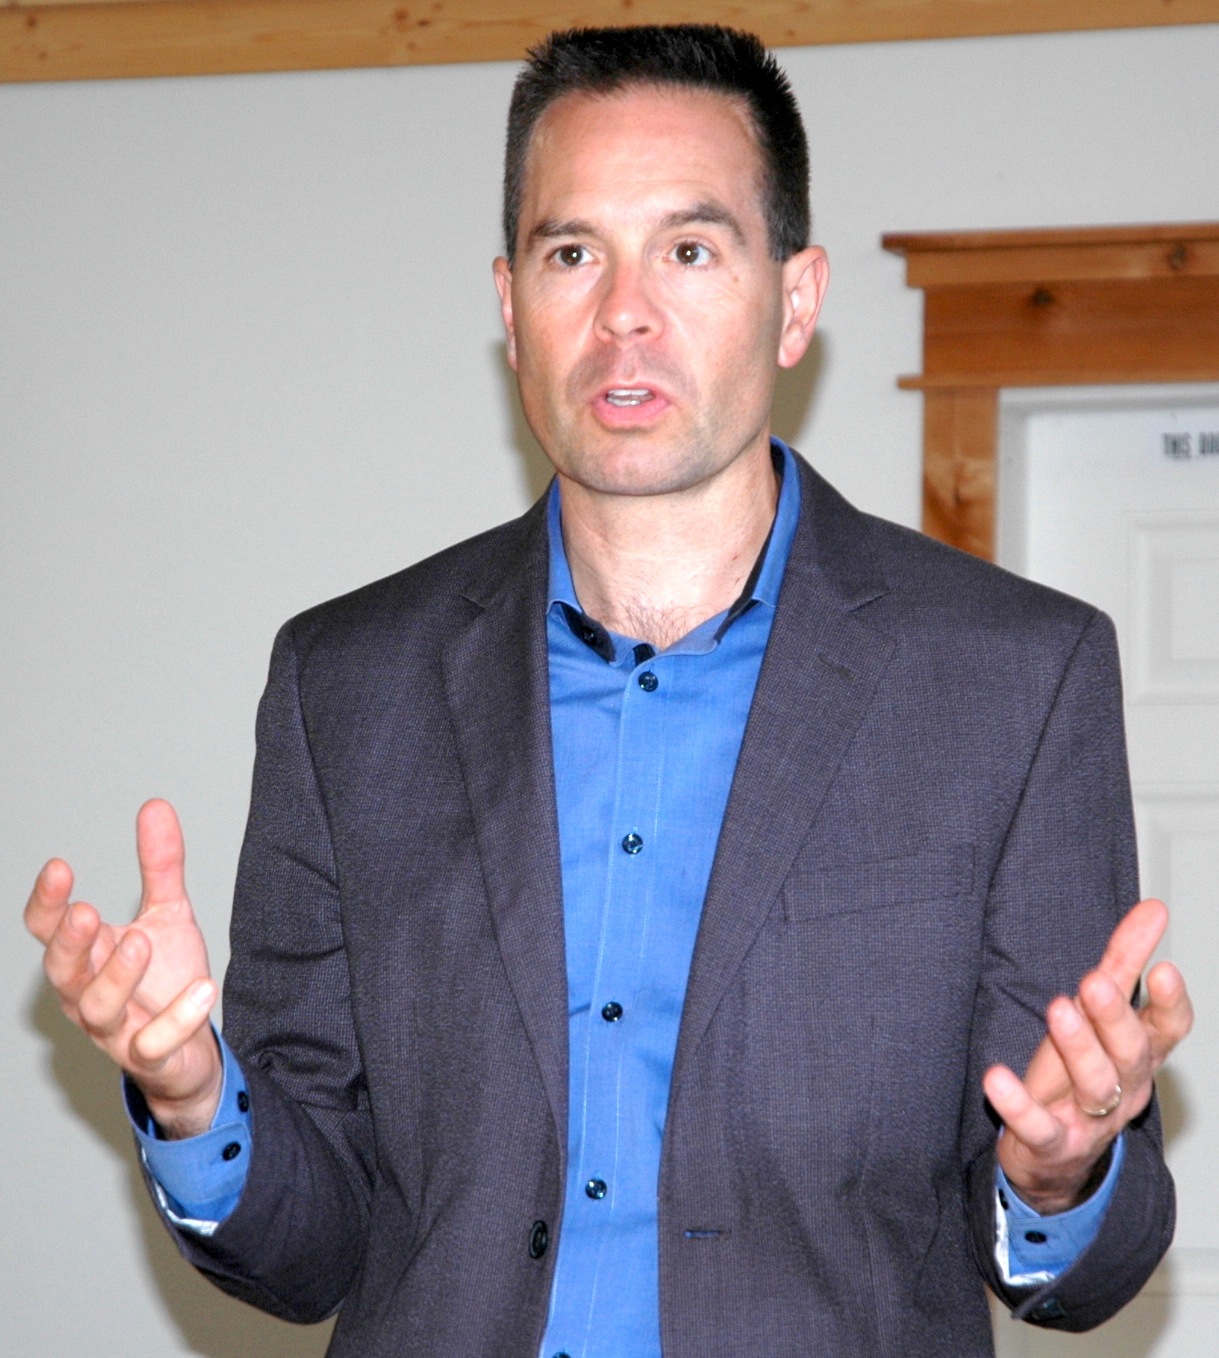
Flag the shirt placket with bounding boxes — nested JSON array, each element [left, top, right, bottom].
[[566, 645, 669, 1341]]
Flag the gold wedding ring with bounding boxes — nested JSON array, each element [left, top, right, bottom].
[[1079, 1083, 1122, 1118]]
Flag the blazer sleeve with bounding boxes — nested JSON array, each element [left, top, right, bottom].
[[963, 609, 1175, 1330], [157, 621, 377, 1323]]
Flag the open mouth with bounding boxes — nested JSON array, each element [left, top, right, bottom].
[[604, 388, 655, 407]]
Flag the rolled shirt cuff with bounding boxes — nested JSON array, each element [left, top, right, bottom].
[[124, 1028, 252, 1234], [995, 1133, 1125, 1286]]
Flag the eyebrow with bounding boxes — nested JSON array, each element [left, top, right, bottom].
[[658, 202, 746, 245], [525, 200, 747, 252], [526, 217, 600, 250]]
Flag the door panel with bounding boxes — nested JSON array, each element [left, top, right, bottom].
[[991, 385, 1219, 1358]]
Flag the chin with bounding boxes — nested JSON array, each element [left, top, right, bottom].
[[552, 422, 698, 488], [565, 449, 713, 499]]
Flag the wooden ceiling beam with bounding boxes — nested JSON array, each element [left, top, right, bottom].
[[3, 0, 1219, 85]]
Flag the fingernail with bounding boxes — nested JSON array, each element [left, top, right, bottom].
[[188, 980, 214, 1008]]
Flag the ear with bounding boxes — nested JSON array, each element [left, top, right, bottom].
[[492, 257, 517, 369], [777, 246, 829, 370]]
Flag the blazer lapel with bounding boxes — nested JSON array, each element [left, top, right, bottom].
[[670, 460, 897, 1101], [440, 502, 569, 1150]]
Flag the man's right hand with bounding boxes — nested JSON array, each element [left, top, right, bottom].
[[24, 798, 222, 1139]]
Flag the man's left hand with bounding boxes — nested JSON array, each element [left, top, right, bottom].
[[984, 897, 1193, 1214]]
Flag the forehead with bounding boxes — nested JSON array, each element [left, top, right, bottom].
[[520, 84, 765, 227]]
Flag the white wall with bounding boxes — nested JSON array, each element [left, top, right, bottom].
[[2, 25, 1217, 1357]]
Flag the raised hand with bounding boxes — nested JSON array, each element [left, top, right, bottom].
[[24, 799, 222, 1139], [984, 897, 1193, 1213]]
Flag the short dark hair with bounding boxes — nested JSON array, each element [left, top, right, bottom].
[[503, 25, 810, 263]]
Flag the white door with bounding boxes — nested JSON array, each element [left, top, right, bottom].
[[990, 384, 1219, 1358]]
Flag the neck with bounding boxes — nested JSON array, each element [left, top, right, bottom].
[[557, 439, 779, 651]]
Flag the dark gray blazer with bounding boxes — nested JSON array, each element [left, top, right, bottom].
[[172, 456, 1173, 1356]]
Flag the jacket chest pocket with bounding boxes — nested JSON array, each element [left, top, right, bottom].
[[723, 844, 980, 1188], [780, 844, 974, 924]]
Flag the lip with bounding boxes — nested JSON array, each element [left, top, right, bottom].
[[590, 382, 674, 428]]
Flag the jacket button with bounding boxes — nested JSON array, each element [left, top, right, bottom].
[[528, 1220, 549, 1259], [1030, 1296, 1065, 1322]]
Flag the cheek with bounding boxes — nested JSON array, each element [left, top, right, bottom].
[[512, 338, 572, 437], [515, 296, 582, 370], [667, 275, 780, 356]]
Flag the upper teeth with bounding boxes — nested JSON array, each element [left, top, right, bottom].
[[606, 388, 653, 406]]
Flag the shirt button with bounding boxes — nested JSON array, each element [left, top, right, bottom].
[[236, 1090, 250, 1114], [638, 671, 659, 692], [601, 1001, 624, 1022], [585, 1178, 608, 1200], [1024, 1230, 1048, 1244], [528, 1220, 549, 1258], [221, 1141, 242, 1162], [621, 832, 643, 855]]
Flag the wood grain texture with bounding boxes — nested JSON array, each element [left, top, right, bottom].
[[921, 388, 997, 559], [884, 228, 1219, 288], [887, 222, 1219, 560], [4, 0, 1219, 84], [920, 277, 1219, 385]]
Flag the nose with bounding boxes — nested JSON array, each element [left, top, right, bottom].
[[594, 260, 664, 343]]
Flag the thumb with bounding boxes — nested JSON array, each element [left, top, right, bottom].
[[136, 799, 188, 913]]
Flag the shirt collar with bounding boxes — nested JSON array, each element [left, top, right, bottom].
[[547, 437, 802, 658]]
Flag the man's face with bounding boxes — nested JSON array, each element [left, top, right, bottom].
[[494, 84, 827, 501]]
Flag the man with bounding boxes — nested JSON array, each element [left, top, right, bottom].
[[25, 25, 1192, 1358]]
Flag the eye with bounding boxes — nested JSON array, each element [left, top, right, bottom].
[[552, 244, 590, 267], [671, 240, 711, 266]]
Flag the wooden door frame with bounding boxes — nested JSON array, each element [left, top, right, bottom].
[[883, 222, 1219, 561]]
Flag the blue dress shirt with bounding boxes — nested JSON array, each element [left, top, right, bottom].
[[538, 443, 801, 1358], [133, 438, 1120, 1342]]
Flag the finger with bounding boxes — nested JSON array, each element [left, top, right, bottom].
[[42, 899, 105, 1002], [1096, 898, 1168, 1001], [23, 858, 75, 946], [984, 1064, 1063, 1153], [1142, 960, 1195, 1061], [1078, 969, 1152, 1078], [76, 928, 152, 1039], [1017, 1026, 1071, 1107], [129, 978, 217, 1067], [1044, 995, 1123, 1119], [136, 799, 188, 914]]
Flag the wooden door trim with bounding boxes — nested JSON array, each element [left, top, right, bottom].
[[883, 222, 1219, 561]]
